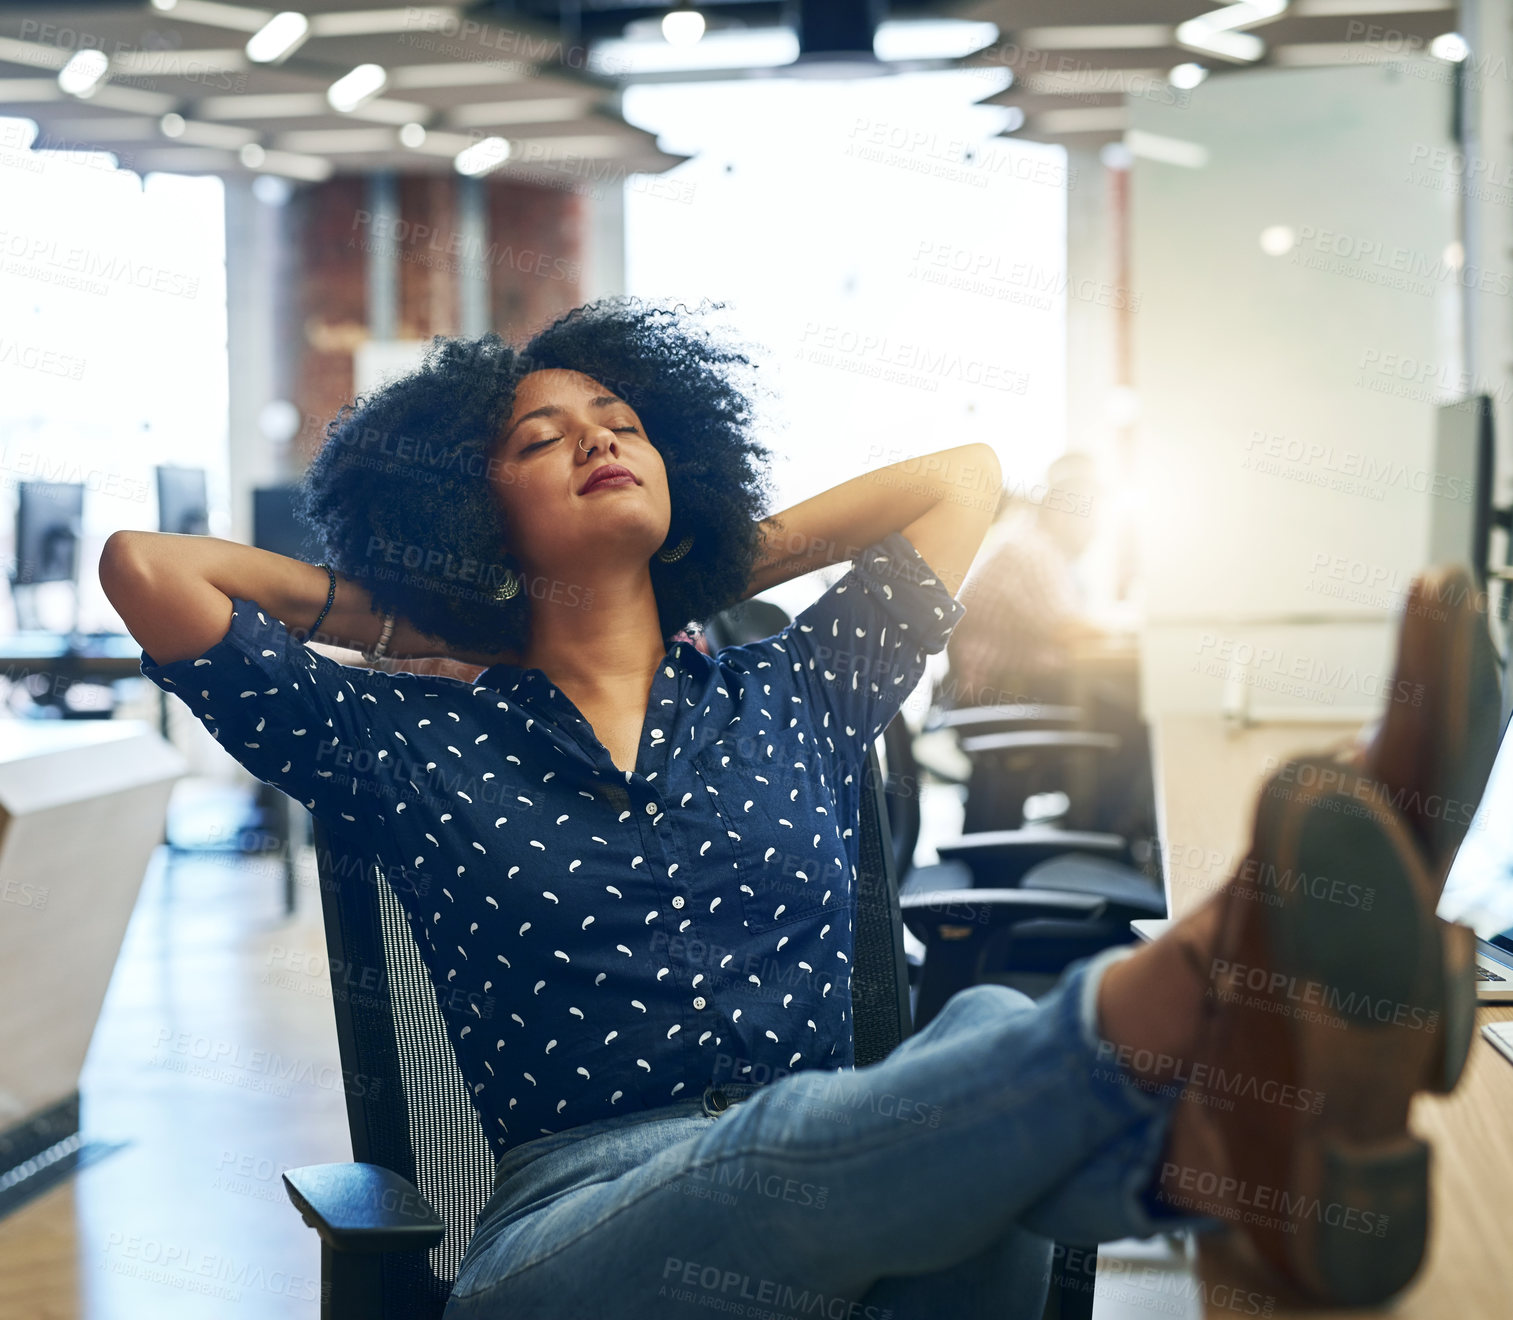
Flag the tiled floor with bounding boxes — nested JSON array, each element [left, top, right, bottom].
[[0, 775, 1204, 1319]]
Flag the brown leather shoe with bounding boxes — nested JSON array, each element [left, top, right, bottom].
[[1354, 564, 1503, 895], [1153, 754, 1477, 1307]]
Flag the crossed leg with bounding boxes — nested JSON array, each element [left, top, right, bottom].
[[444, 947, 1201, 1320]]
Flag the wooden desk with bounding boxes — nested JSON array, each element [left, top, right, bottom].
[[1149, 714, 1513, 1319], [0, 633, 168, 732]]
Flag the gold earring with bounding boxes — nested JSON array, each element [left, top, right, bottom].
[[656, 532, 693, 563], [493, 563, 520, 601]]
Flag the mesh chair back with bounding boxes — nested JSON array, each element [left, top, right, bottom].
[[879, 717, 923, 890], [307, 741, 911, 1315], [853, 743, 916, 1063], [309, 814, 493, 1319]]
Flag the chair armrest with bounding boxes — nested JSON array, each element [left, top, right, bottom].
[[903, 887, 1156, 1030], [957, 730, 1120, 757], [936, 828, 1128, 875], [899, 887, 1107, 941], [283, 1162, 445, 1254], [924, 704, 1083, 735]]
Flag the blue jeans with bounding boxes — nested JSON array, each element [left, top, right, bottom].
[[444, 947, 1209, 1320]]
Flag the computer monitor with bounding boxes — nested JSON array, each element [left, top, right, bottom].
[[13, 482, 84, 586], [1428, 396, 1490, 581], [156, 466, 209, 536], [252, 484, 320, 563]]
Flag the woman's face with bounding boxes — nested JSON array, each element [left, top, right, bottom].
[[490, 369, 672, 579]]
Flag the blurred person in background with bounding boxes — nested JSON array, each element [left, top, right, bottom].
[[942, 451, 1105, 711], [939, 452, 1153, 842]]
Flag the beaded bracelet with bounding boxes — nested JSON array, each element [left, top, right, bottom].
[[307, 563, 337, 640]]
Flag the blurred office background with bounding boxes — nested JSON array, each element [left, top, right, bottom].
[[0, 1, 1509, 1317]]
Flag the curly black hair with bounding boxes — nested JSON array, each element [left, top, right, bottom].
[[296, 297, 778, 656]]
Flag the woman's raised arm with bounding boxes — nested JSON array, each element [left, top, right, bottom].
[[98, 531, 508, 667], [739, 442, 1002, 601]]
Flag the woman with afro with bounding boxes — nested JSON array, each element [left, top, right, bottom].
[[101, 297, 1480, 1317]]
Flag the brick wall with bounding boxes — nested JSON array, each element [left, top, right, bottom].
[[288, 174, 587, 467]]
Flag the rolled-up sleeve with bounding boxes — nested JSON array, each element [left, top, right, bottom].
[[138, 595, 375, 814], [734, 530, 967, 769]]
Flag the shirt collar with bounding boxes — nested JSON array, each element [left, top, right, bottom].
[[472, 636, 706, 694]]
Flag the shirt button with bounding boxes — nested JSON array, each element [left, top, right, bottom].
[[645, 802, 657, 815], [693, 996, 707, 1010], [671, 896, 686, 909]]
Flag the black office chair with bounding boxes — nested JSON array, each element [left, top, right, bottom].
[[700, 597, 792, 650], [883, 714, 1134, 893], [282, 741, 1109, 1320], [880, 715, 1164, 1004]]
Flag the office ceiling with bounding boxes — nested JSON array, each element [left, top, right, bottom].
[[0, 0, 697, 181], [956, 0, 1461, 148], [0, 1, 1464, 180]]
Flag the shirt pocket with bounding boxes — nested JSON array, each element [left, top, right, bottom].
[[691, 743, 849, 936]]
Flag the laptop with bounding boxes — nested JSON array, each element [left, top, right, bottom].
[[1133, 712, 1513, 1003]]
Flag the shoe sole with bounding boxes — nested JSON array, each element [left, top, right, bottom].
[[1371, 564, 1503, 886], [1258, 759, 1476, 1305]]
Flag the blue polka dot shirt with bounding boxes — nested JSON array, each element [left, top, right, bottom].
[[138, 530, 965, 1158]]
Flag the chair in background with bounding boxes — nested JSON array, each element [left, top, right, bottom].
[[881, 714, 1165, 1006], [936, 697, 1156, 844], [282, 741, 1110, 1320], [700, 597, 792, 650]]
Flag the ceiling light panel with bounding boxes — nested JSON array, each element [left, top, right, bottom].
[[446, 98, 594, 128], [149, 1, 271, 33], [387, 61, 530, 89], [308, 8, 463, 37], [0, 36, 70, 70]]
